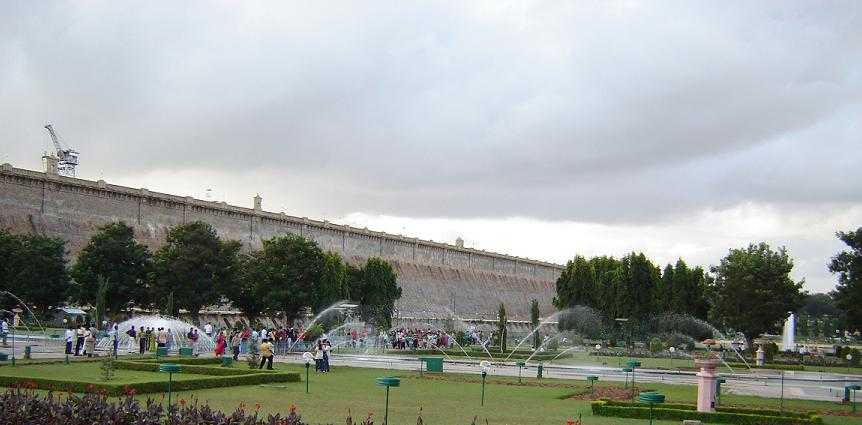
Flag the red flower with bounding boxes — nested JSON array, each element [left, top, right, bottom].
[[289, 404, 297, 413], [179, 398, 187, 406], [255, 402, 261, 411]]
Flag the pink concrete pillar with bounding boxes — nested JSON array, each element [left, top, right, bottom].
[[695, 358, 719, 412]]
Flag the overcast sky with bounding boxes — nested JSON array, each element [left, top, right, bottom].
[[2, 1, 860, 292]]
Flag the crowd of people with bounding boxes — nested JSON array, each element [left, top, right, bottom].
[[385, 326, 490, 350]]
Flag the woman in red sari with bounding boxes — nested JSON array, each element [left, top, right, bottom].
[[214, 330, 226, 356]]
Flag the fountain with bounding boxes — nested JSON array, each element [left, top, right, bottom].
[[781, 312, 796, 352], [99, 314, 215, 353]]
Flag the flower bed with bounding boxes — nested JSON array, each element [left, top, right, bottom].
[[592, 399, 823, 424]]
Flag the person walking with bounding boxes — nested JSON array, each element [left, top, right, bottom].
[[157, 328, 168, 348], [75, 326, 85, 356], [214, 331, 226, 357], [204, 322, 213, 338], [231, 331, 242, 361], [138, 327, 147, 354], [84, 328, 96, 358], [314, 340, 324, 372], [259, 337, 274, 370], [126, 326, 137, 352], [109, 324, 119, 357], [64, 326, 74, 354], [0, 318, 8, 347], [322, 339, 331, 373]]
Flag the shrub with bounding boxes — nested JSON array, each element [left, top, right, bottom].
[[0, 362, 300, 396], [592, 400, 822, 424], [0, 386, 308, 424]]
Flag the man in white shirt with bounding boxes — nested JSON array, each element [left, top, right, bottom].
[[204, 322, 213, 338], [1, 319, 8, 347], [64, 327, 74, 354]]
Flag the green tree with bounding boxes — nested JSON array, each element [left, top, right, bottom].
[[71, 222, 151, 317], [11, 233, 71, 316], [657, 263, 675, 312], [0, 232, 71, 316], [830, 228, 862, 332], [530, 299, 540, 349], [226, 251, 270, 325], [0, 230, 22, 311], [618, 253, 659, 320], [255, 235, 325, 321], [710, 242, 805, 349], [149, 221, 241, 322], [497, 303, 508, 352], [553, 255, 595, 309], [314, 252, 349, 311], [350, 258, 401, 329], [93, 276, 109, 329], [672, 260, 710, 319]]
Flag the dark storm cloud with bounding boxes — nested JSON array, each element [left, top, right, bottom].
[[1, 1, 861, 223]]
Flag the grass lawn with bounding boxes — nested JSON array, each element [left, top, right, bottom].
[[1, 361, 861, 424], [156, 364, 862, 425], [0, 361, 210, 384]]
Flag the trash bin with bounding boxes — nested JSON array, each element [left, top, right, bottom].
[[179, 347, 194, 357], [221, 355, 233, 367], [156, 347, 169, 357], [24, 346, 32, 359], [0, 352, 8, 361], [420, 357, 444, 373]]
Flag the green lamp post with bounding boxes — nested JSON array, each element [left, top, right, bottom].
[[638, 391, 665, 425], [622, 367, 633, 388], [626, 360, 641, 397], [480, 361, 491, 406], [846, 384, 861, 413], [375, 376, 400, 425], [516, 361, 525, 384], [715, 377, 726, 406], [302, 352, 314, 394], [159, 363, 182, 411], [586, 376, 599, 393]]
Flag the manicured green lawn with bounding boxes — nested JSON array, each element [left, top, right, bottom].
[[2, 361, 861, 424], [0, 362, 209, 384], [159, 364, 862, 425]]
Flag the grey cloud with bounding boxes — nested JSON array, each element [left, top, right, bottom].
[[1, 0, 861, 224]]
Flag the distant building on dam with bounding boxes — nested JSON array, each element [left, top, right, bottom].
[[0, 162, 562, 322]]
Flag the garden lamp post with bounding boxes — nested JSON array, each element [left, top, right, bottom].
[[480, 360, 491, 406], [623, 367, 632, 388], [375, 377, 400, 425], [516, 361, 525, 384], [669, 347, 676, 370], [638, 391, 665, 425], [626, 360, 641, 397], [159, 363, 182, 412], [846, 384, 860, 413], [587, 376, 598, 393], [63, 318, 69, 365], [302, 352, 314, 394], [847, 354, 853, 375]]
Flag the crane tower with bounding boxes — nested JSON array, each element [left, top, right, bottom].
[[43, 123, 79, 177]]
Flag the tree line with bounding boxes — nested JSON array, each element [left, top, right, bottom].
[[0, 221, 402, 328], [554, 228, 862, 347]]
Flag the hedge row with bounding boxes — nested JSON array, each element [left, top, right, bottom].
[[591, 401, 823, 424], [0, 370, 299, 396], [132, 357, 222, 365], [114, 360, 267, 376], [600, 399, 813, 419]]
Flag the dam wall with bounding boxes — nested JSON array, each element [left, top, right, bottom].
[[0, 164, 562, 320]]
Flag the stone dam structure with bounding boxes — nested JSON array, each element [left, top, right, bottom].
[[0, 164, 562, 322]]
